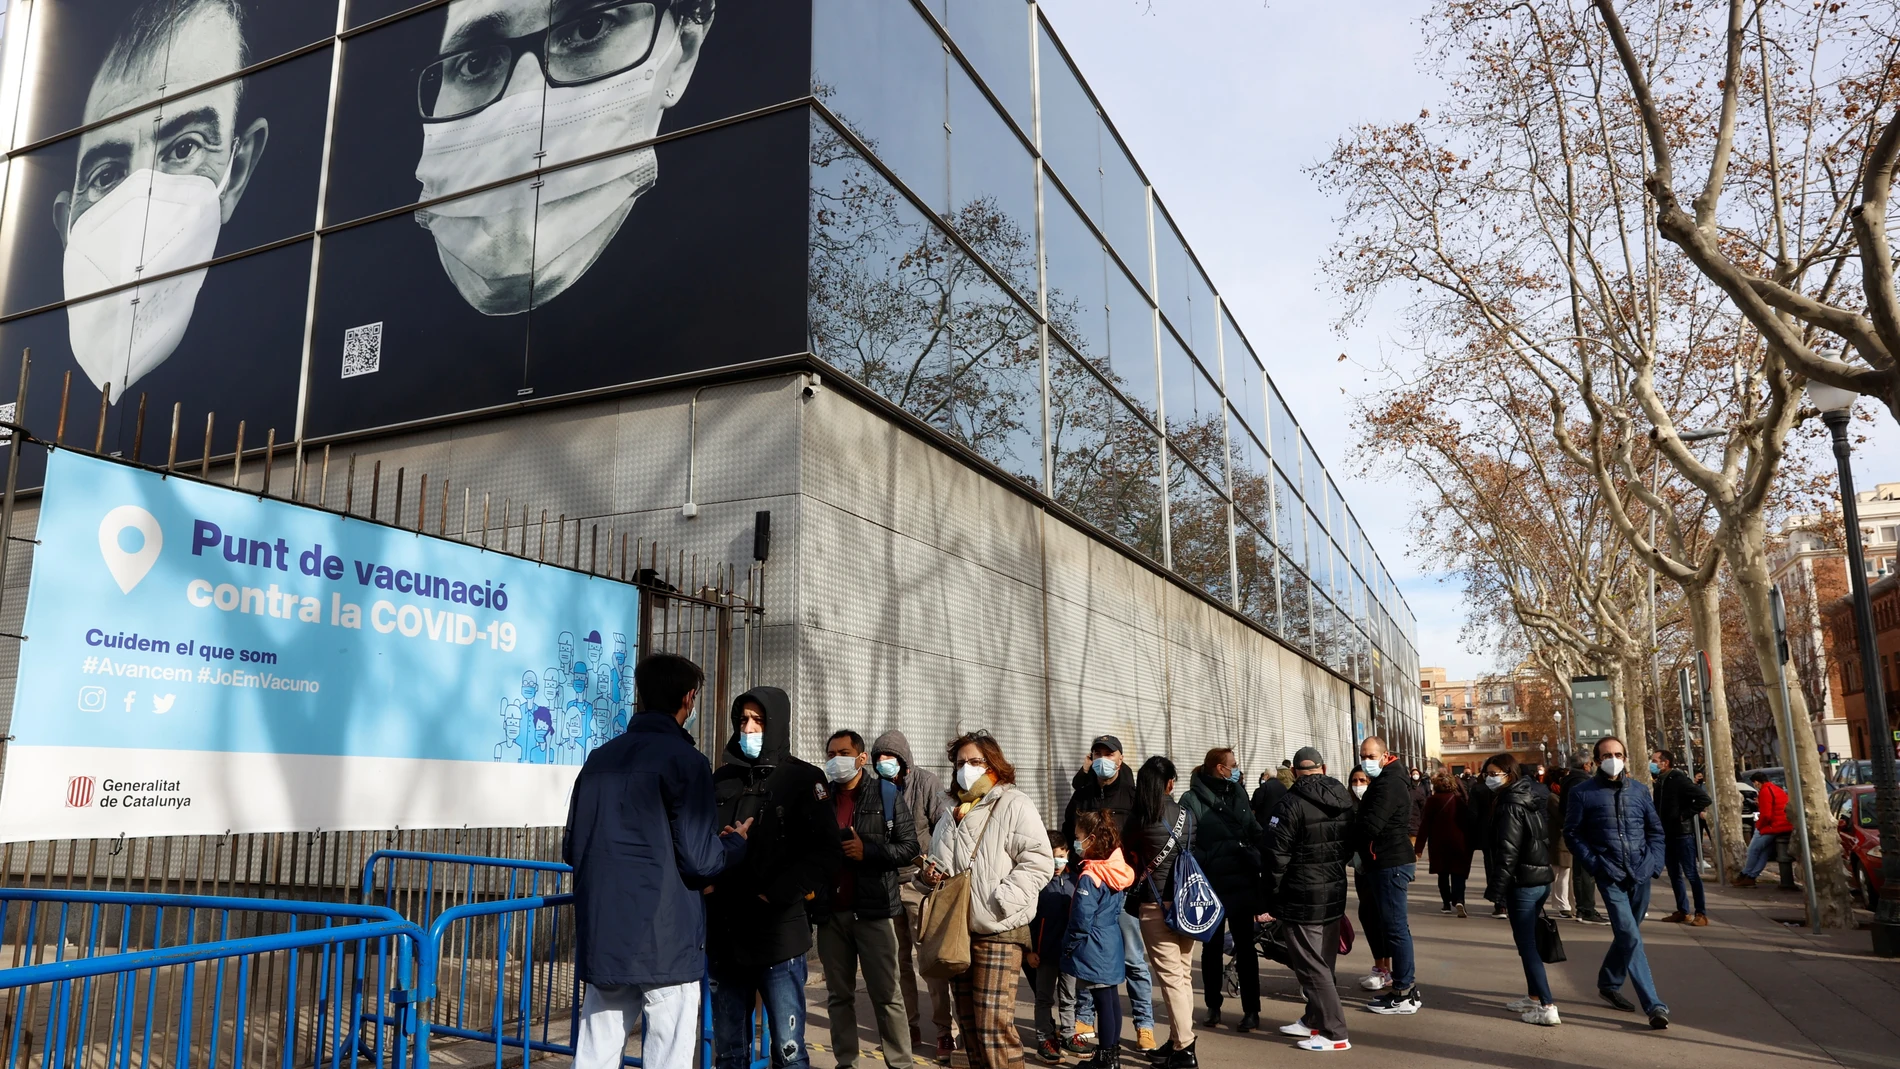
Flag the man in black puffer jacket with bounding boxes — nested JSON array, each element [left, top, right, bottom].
[[1182, 750, 1264, 1031], [1261, 747, 1353, 1052], [1352, 737, 1422, 1014], [708, 687, 841, 1069]]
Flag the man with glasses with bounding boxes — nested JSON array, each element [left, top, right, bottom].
[[1562, 736, 1671, 1030], [413, 0, 714, 315]]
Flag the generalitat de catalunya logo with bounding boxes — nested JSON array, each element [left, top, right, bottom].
[[97, 505, 162, 594]]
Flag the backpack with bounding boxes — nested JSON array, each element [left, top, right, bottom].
[[1142, 809, 1226, 942], [879, 778, 898, 832]]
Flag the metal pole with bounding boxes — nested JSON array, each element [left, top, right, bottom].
[[1822, 409, 1900, 954], [1697, 650, 1725, 883], [1769, 585, 1821, 933]]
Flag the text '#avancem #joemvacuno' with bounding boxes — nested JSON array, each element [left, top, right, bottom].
[[0, 449, 642, 841]]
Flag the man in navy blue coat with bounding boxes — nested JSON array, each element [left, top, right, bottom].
[[564, 653, 752, 1069], [1562, 735, 1669, 1030]]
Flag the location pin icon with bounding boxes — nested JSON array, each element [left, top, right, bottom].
[[98, 505, 163, 594]]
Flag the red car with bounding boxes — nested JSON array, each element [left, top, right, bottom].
[[1831, 786, 1884, 907]]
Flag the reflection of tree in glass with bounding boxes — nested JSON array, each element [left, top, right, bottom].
[[807, 115, 1038, 481], [1234, 525, 1279, 635], [1167, 450, 1232, 604], [1046, 351, 1164, 561]]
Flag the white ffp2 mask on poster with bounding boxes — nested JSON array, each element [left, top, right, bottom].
[[413, 31, 678, 316], [62, 168, 226, 392]]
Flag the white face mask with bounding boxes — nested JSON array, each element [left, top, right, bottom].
[[1599, 756, 1626, 779], [956, 763, 988, 791], [1350, 784, 1367, 799], [63, 168, 229, 392], [414, 31, 678, 315], [1484, 774, 1505, 790], [825, 755, 859, 783]]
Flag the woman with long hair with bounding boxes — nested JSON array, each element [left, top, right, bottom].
[[1414, 772, 1474, 917], [922, 732, 1054, 1069], [1346, 767, 1393, 993], [1122, 757, 1198, 1069], [1481, 753, 1559, 1026]]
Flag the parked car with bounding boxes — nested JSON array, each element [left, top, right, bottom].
[[1832, 759, 1876, 787], [1743, 766, 1787, 789], [1736, 780, 1758, 835], [1829, 785, 1883, 907]]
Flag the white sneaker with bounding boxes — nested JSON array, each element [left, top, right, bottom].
[[1521, 1003, 1561, 1027], [1357, 967, 1390, 991], [1279, 1022, 1317, 1037], [1503, 997, 1539, 1013], [1296, 1036, 1351, 1052]]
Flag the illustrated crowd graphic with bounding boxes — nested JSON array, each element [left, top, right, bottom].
[[492, 629, 632, 764]]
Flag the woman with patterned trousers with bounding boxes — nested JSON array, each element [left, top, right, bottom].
[[923, 733, 1054, 1069]]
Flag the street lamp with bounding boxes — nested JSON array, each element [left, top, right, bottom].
[[1806, 380, 1900, 955]]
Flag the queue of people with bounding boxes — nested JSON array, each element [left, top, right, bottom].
[[563, 653, 1680, 1069]]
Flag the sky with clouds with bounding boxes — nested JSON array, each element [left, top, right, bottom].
[[1037, 0, 1900, 682]]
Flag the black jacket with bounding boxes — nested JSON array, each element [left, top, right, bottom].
[[1351, 764, 1417, 869], [1486, 777, 1555, 899], [1063, 764, 1140, 846], [1262, 773, 1353, 924], [818, 768, 918, 921], [1407, 778, 1429, 835], [709, 687, 841, 970], [1250, 776, 1289, 829], [1652, 768, 1710, 839], [1182, 770, 1263, 911], [1126, 798, 1194, 909], [563, 711, 744, 986]]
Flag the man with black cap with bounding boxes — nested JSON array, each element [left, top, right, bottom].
[[707, 687, 842, 1069], [1061, 735, 1157, 1051], [1262, 747, 1354, 1053]]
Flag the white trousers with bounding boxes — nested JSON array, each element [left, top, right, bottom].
[[572, 981, 700, 1069]]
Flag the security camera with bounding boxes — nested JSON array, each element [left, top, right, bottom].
[[801, 372, 822, 401]]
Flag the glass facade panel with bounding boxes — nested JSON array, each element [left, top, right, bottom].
[[948, 63, 1038, 298], [1105, 261, 1159, 424], [1222, 310, 1264, 436], [1280, 553, 1312, 651], [1152, 203, 1191, 342], [1044, 184, 1108, 370], [1168, 448, 1233, 604], [946, 232, 1043, 488], [1269, 380, 1298, 473], [1274, 469, 1300, 557], [1227, 412, 1270, 531], [1236, 519, 1278, 635], [1035, 23, 1100, 221], [1160, 326, 1224, 485], [814, 0, 949, 214], [1049, 342, 1165, 561], [1099, 130, 1149, 285], [1301, 432, 1326, 513], [945, 0, 1034, 132], [1306, 509, 1328, 592]]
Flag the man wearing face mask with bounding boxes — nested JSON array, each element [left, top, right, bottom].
[[1351, 737, 1423, 1014], [55, 0, 269, 395], [869, 731, 953, 1057], [815, 730, 917, 1069], [1562, 737, 1670, 1030], [707, 688, 839, 1069], [413, 0, 714, 315], [1060, 736, 1157, 1052]]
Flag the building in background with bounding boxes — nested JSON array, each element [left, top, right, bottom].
[[1823, 573, 1900, 762], [1423, 665, 1559, 774], [0, 0, 1423, 815]]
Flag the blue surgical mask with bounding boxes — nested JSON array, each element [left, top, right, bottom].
[[1648, 761, 1662, 776], [1072, 839, 1086, 856], [1226, 767, 1242, 784], [1361, 759, 1383, 778], [876, 757, 901, 779], [739, 731, 763, 758], [682, 709, 698, 734], [1092, 757, 1118, 780]]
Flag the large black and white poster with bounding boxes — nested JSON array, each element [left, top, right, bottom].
[[0, 0, 812, 479]]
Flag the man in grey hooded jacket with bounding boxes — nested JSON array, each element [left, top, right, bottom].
[[871, 729, 953, 1055]]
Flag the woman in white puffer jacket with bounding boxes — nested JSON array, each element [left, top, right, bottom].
[[923, 731, 1052, 1069]]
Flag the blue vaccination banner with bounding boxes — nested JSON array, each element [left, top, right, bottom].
[[0, 449, 641, 841]]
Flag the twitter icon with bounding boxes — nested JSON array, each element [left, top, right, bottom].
[[152, 694, 176, 715]]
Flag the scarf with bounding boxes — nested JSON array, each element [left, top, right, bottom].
[[954, 773, 996, 821]]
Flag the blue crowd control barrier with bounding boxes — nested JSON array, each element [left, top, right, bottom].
[[359, 851, 573, 927], [0, 889, 425, 1069]]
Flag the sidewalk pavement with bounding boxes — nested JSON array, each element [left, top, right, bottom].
[[803, 871, 1900, 1068]]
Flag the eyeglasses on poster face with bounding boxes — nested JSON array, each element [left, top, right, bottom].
[[418, 0, 670, 121]]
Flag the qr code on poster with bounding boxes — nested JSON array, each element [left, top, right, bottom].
[[342, 322, 383, 379]]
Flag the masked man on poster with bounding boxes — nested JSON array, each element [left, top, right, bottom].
[[55, 0, 270, 394], [564, 653, 751, 1069], [707, 687, 840, 1069], [413, 0, 714, 315]]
